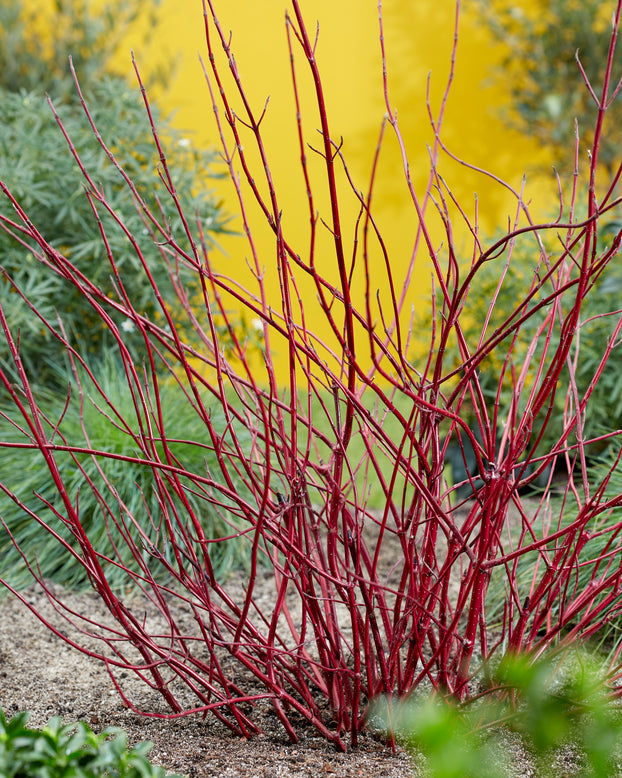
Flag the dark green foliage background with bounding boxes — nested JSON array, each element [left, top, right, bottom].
[[0, 356, 251, 589], [0, 0, 233, 387], [0, 79, 228, 385], [475, 0, 622, 175], [438, 214, 622, 464], [0, 0, 254, 589]]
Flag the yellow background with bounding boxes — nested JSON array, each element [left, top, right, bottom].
[[85, 1, 562, 378]]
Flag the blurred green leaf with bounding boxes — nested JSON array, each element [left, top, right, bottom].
[[375, 650, 622, 777]]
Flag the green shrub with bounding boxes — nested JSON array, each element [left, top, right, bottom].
[[474, 0, 622, 176], [0, 0, 238, 387], [0, 78, 229, 387], [437, 211, 622, 463], [0, 709, 185, 777], [0, 0, 165, 100]]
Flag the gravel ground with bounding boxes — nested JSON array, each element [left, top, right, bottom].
[[1, 580, 591, 777], [0, 584, 417, 777], [0, 495, 600, 776], [5, 577, 609, 778]]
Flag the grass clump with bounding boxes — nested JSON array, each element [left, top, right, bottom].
[[0, 356, 251, 590]]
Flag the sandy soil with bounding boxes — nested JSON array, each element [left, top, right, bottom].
[[0, 582, 418, 778], [0, 499, 586, 777]]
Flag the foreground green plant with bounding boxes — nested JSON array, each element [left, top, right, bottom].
[[0, 709, 185, 778], [376, 651, 622, 777]]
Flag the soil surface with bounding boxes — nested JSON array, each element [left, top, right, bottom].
[[0, 580, 587, 778], [0, 582, 418, 777], [0, 498, 581, 777], [0, 576, 600, 778]]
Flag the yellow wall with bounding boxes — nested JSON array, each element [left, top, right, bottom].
[[135, 0, 555, 212], [117, 1, 557, 380]]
